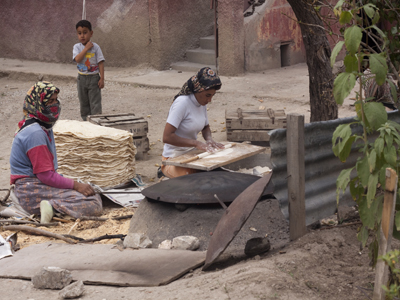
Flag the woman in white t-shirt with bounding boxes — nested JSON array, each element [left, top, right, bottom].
[[160, 67, 224, 178]]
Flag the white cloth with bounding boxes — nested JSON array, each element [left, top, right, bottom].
[[72, 42, 105, 75], [162, 94, 209, 158]]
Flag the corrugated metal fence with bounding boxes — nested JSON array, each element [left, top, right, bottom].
[[270, 111, 400, 225]]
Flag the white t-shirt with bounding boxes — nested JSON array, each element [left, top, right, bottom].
[[72, 42, 105, 75], [162, 94, 209, 158]]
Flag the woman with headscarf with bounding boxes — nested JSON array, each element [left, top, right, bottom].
[[160, 67, 224, 178], [10, 81, 102, 223]]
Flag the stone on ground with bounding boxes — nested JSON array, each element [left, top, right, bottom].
[[123, 233, 152, 249], [31, 267, 72, 290], [172, 236, 200, 251], [158, 240, 172, 249], [244, 237, 271, 257], [59, 280, 85, 299]]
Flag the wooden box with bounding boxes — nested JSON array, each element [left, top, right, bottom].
[[225, 108, 286, 142], [87, 113, 149, 159]]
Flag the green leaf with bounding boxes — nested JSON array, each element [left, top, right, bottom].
[[371, 25, 387, 41], [358, 225, 369, 247], [359, 195, 380, 228], [339, 136, 356, 162], [387, 79, 398, 107], [334, 0, 345, 10], [363, 4, 377, 19], [384, 146, 397, 166], [344, 26, 363, 55], [336, 167, 354, 203], [385, 133, 393, 149], [331, 41, 345, 67], [334, 73, 357, 105], [337, 167, 354, 191], [344, 54, 358, 73], [350, 179, 362, 201], [368, 149, 377, 172], [369, 53, 388, 85], [391, 27, 398, 35], [371, 12, 380, 25], [340, 11, 353, 25], [364, 102, 387, 131], [374, 137, 384, 156], [332, 124, 352, 156], [366, 172, 378, 206], [395, 212, 400, 231], [357, 156, 370, 187]]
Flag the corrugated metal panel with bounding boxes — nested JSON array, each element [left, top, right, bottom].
[[270, 111, 400, 225]]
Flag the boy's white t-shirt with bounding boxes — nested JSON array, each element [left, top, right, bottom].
[[72, 42, 105, 75], [162, 94, 209, 158]]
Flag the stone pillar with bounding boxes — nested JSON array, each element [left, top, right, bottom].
[[217, 0, 245, 76]]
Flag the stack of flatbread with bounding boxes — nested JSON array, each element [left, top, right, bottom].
[[53, 120, 137, 188]]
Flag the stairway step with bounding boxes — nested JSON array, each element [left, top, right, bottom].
[[170, 61, 217, 73], [200, 35, 216, 50], [186, 48, 215, 65]]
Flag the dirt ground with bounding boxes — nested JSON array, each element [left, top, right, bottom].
[[0, 65, 383, 299]]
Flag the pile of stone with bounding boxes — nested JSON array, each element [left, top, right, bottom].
[[53, 120, 136, 188]]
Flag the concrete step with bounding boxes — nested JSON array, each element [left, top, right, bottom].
[[170, 61, 217, 73], [186, 48, 216, 66], [200, 35, 215, 50]]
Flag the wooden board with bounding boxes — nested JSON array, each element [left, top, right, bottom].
[[227, 130, 271, 142], [0, 243, 205, 287], [162, 142, 266, 171]]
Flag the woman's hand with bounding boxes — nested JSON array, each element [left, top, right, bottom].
[[206, 139, 225, 152], [73, 181, 96, 197]]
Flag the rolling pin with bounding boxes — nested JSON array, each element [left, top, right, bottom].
[[180, 143, 235, 164]]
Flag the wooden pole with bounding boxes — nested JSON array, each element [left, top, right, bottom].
[[373, 168, 398, 300], [287, 114, 307, 240]]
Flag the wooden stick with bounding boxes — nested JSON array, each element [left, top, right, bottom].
[[373, 168, 398, 300], [2, 225, 77, 244], [79, 216, 108, 221], [0, 219, 59, 227], [53, 217, 74, 223], [67, 218, 80, 235], [79, 234, 126, 243], [112, 215, 133, 220]]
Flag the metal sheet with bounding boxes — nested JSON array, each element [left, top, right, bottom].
[[203, 172, 273, 270], [270, 110, 400, 225], [142, 171, 274, 204]]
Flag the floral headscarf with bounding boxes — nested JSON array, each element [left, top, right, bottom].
[[19, 81, 61, 129], [173, 67, 222, 101]]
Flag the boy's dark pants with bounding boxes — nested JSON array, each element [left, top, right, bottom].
[[77, 73, 102, 121]]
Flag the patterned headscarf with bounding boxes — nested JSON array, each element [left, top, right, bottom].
[[19, 81, 61, 129], [173, 67, 222, 101]]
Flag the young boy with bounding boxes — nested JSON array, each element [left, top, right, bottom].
[[73, 20, 105, 121]]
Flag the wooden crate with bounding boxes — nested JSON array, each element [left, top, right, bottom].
[[88, 113, 149, 159], [225, 108, 286, 142]]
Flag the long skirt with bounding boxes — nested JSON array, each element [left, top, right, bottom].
[[161, 156, 200, 178], [14, 177, 103, 219]]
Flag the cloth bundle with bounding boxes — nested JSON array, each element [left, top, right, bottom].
[[53, 120, 136, 188]]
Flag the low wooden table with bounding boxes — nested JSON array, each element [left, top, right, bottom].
[[162, 142, 266, 171]]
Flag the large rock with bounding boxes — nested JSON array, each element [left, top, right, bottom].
[[244, 237, 271, 257], [172, 236, 200, 251], [123, 233, 152, 249], [31, 267, 72, 290], [59, 280, 85, 299]]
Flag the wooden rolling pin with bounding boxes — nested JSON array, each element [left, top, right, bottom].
[[180, 143, 235, 164]]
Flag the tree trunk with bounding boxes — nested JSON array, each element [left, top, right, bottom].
[[286, 0, 338, 122]]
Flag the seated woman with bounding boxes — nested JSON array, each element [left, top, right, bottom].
[[161, 67, 224, 178], [10, 81, 102, 223]]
